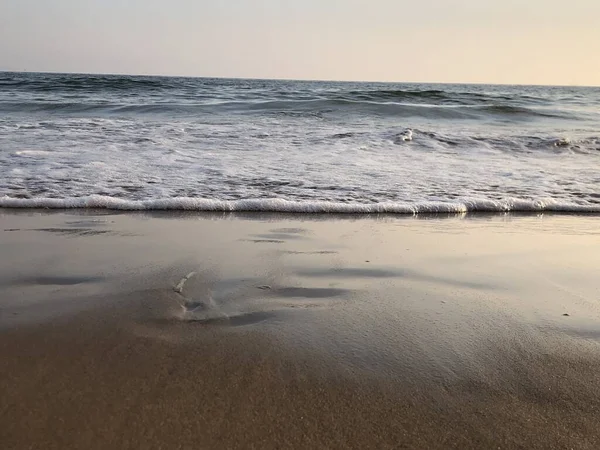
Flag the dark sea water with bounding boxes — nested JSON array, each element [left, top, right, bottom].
[[1, 72, 600, 213]]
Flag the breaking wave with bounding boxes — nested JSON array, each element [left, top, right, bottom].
[[0, 99, 570, 120], [1, 196, 599, 214]]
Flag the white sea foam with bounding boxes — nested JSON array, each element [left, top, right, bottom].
[[13, 150, 55, 157], [397, 128, 413, 142], [1, 195, 599, 213]]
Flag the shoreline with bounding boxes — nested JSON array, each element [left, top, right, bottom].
[[2, 211, 600, 448], [3, 207, 600, 222], [2, 198, 600, 214]]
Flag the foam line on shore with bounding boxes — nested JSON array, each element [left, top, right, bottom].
[[2, 195, 600, 214]]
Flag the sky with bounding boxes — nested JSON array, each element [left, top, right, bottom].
[[1, 0, 599, 86]]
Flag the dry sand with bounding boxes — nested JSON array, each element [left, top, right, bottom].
[[1, 210, 600, 449]]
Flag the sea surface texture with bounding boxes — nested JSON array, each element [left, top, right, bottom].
[[1, 72, 599, 213]]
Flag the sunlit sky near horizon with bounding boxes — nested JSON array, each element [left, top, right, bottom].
[[1, 0, 599, 86]]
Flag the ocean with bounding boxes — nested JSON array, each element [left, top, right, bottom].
[[1, 72, 599, 213]]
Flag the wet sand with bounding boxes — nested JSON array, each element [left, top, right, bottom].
[[1, 211, 600, 449]]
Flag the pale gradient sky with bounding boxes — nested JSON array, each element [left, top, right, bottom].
[[1, 0, 599, 85]]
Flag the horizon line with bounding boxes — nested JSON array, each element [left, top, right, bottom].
[[1, 69, 598, 89]]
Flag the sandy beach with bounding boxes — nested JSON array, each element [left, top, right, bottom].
[[1, 210, 600, 449]]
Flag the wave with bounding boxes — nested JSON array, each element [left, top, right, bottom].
[[1, 74, 551, 105], [341, 89, 533, 105], [0, 74, 171, 93], [480, 105, 564, 118], [1, 196, 598, 214], [3, 73, 595, 128], [0, 98, 570, 120], [0, 101, 115, 114]]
